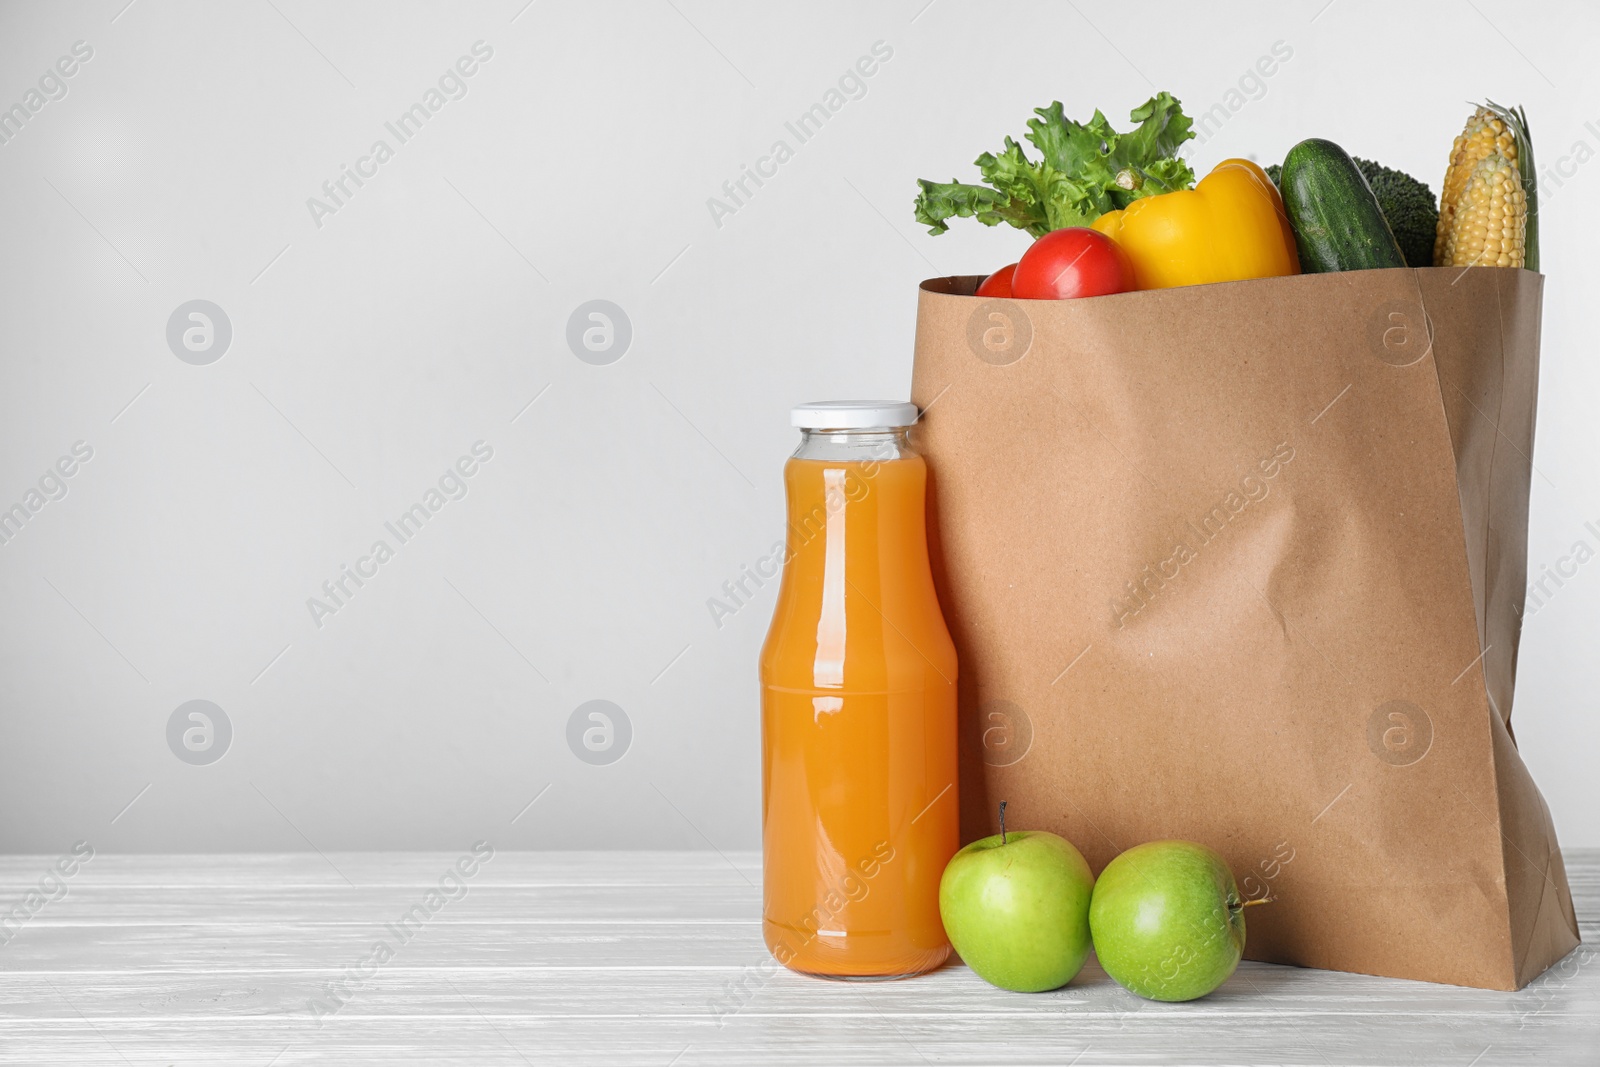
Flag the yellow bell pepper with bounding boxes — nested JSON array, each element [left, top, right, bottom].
[[1090, 159, 1300, 290]]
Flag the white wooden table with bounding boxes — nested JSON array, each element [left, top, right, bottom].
[[0, 849, 1593, 1065]]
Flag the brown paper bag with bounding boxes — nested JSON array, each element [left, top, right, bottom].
[[909, 266, 1579, 990]]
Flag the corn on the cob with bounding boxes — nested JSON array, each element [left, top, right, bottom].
[[1434, 102, 1538, 270], [1439, 151, 1526, 268]]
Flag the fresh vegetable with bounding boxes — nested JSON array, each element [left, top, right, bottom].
[[914, 93, 1196, 237], [976, 263, 1017, 298], [1089, 159, 1299, 289], [1435, 102, 1536, 270], [1266, 157, 1440, 269], [1277, 139, 1406, 273], [1011, 228, 1134, 300], [1352, 160, 1439, 270]]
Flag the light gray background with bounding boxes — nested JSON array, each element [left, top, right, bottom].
[[1, 0, 1595, 853]]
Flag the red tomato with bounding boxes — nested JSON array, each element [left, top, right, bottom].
[[975, 263, 1016, 298], [1011, 228, 1134, 300]]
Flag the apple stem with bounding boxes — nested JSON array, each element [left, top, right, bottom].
[[999, 801, 1007, 846], [1241, 896, 1276, 908]]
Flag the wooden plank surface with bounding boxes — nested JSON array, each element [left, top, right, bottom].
[[0, 850, 1592, 1066]]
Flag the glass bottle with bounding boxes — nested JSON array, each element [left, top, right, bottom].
[[759, 401, 959, 979]]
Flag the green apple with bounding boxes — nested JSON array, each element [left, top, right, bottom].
[[939, 821, 1094, 993], [1089, 840, 1245, 1002]]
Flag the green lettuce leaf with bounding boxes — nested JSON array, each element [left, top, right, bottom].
[[912, 178, 1040, 234], [913, 93, 1196, 237]]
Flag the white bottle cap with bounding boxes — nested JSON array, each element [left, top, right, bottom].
[[790, 400, 920, 430]]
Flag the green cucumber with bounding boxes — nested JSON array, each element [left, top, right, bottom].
[[1278, 138, 1407, 273]]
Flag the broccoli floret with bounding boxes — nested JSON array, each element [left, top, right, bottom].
[[1352, 159, 1438, 269], [1262, 159, 1438, 268]]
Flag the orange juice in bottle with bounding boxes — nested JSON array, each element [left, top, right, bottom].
[[759, 401, 959, 979]]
